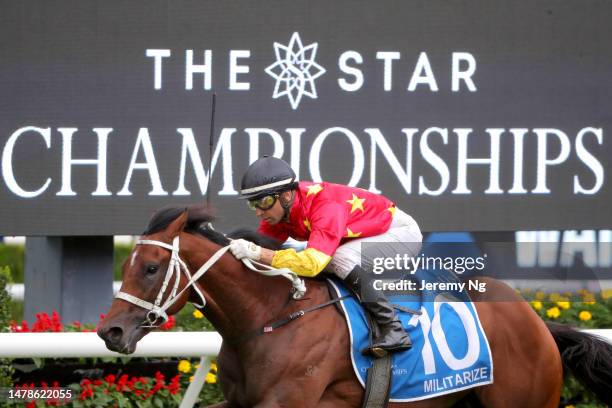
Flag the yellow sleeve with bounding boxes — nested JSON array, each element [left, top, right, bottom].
[[271, 247, 332, 278]]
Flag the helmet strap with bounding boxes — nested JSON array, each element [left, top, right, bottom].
[[279, 190, 295, 222]]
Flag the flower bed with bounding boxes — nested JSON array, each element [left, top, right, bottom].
[[521, 288, 612, 408], [524, 289, 612, 328], [6, 365, 222, 407]]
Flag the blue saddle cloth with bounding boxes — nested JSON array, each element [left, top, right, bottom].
[[327, 271, 493, 402]]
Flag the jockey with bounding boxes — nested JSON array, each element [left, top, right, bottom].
[[229, 156, 422, 357]]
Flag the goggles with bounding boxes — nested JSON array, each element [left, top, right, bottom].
[[247, 194, 279, 211]]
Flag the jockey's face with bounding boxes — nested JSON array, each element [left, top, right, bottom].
[[254, 190, 292, 224]]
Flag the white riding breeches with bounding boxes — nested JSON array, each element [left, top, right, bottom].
[[326, 208, 423, 279]]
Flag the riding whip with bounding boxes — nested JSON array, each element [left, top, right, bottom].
[[206, 92, 217, 207]]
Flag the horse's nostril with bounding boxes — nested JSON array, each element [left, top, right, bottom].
[[103, 326, 124, 344]]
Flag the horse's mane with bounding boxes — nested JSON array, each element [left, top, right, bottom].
[[143, 205, 282, 250], [227, 227, 283, 250]]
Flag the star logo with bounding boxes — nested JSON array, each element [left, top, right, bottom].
[[306, 183, 323, 197], [346, 194, 365, 214], [303, 218, 312, 231], [265, 32, 326, 110], [346, 228, 362, 238]]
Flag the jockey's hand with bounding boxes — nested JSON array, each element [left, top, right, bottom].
[[229, 239, 262, 262]]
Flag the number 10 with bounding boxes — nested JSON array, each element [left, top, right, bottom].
[[408, 295, 481, 375]]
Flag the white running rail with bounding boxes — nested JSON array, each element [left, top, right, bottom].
[[7, 282, 123, 301], [0, 331, 221, 408]]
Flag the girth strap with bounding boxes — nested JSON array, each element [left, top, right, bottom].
[[362, 354, 392, 408]]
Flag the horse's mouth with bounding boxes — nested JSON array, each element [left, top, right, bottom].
[[102, 327, 147, 355]]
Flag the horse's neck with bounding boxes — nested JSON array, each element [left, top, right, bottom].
[[183, 235, 291, 340]]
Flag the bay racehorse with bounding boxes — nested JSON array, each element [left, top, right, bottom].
[[98, 206, 612, 407]]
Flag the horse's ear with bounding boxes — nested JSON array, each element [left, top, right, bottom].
[[166, 210, 188, 237]]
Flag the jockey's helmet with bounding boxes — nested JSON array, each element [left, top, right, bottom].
[[239, 156, 298, 200]]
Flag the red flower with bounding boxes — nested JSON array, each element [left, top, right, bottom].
[[30, 311, 64, 332], [126, 377, 138, 391], [147, 381, 165, 397], [32, 312, 45, 332], [79, 386, 94, 401], [51, 311, 62, 332], [167, 374, 181, 395], [10, 320, 30, 332], [105, 374, 116, 384], [9, 320, 20, 332], [116, 374, 129, 391]]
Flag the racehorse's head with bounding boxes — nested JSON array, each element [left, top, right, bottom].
[[97, 206, 215, 354]]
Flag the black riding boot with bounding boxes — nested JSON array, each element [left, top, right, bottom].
[[344, 266, 412, 358]]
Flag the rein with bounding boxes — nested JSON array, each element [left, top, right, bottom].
[[235, 294, 352, 344], [115, 235, 307, 328]]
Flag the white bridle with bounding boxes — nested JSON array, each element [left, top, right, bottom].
[[115, 236, 307, 328]]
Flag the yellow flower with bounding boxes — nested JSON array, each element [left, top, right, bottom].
[[602, 289, 612, 300], [530, 300, 543, 311], [210, 362, 218, 372], [205, 372, 217, 384], [565, 405, 575, 408], [549, 293, 561, 302], [178, 359, 192, 374], [556, 300, 571, 310], [546, 307, 561, 319], [189, 376, 194, 383], [192, 309, 204, 319], [535, 291, 546, 300], [578, 311, 592, 321], [582, 294, 596, 305]]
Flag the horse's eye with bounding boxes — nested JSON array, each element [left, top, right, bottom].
[[146, 264, 159, 275]]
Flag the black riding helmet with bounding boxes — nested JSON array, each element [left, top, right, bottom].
[[239, 156, 298, 200]]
